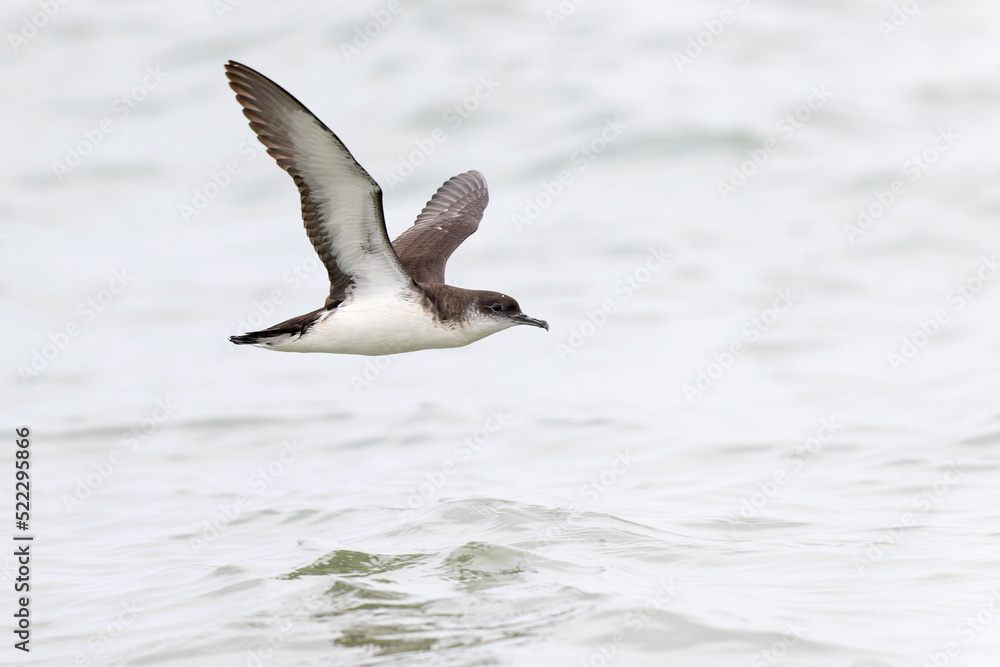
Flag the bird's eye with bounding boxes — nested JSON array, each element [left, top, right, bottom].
[[491, 304, 503, 312]]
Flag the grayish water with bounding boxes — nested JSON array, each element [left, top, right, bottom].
[[4, 0, 1000, 665]]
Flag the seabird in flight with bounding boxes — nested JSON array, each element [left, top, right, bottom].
[[224, 61, 548, 356]]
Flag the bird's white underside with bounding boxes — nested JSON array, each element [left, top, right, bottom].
[[259, 288, 513, 355]]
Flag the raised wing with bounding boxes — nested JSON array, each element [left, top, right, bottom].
[[225, 61, 414, 306], [391, 171, 489, 284]]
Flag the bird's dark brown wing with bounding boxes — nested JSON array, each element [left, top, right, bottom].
[[391, 171, 489, 284], [225, 61, 414, 307]]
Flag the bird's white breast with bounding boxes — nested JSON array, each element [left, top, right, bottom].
[[269, 295, 506, 355]]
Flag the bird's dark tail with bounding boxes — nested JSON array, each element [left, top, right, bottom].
[[230, 333, 263, 345], [228, 307, 327, 348]]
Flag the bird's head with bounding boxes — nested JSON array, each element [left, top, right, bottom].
[[472, 291, 549, 332]]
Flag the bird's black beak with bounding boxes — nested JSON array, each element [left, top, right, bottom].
[[512, 313, 549, 331]]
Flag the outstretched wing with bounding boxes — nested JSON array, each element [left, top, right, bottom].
[[391, 171, 489, 284], [225, 61, 414, 307]]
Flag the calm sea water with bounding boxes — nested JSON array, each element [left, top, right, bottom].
[[4, 1, 1000, 665]]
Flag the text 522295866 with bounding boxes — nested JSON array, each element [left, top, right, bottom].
[[14, 426, 32, 652]]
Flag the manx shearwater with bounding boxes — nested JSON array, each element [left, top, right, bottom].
[[224, 61, 548, 356]]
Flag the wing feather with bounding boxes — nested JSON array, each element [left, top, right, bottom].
[[392, 171, 488, 284], [225, 61, 414, 306]]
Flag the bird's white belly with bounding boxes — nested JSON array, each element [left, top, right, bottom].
[[271, 298, 493, 355]]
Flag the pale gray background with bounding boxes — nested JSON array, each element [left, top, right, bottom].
[[4, 1, 1000, 665]]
